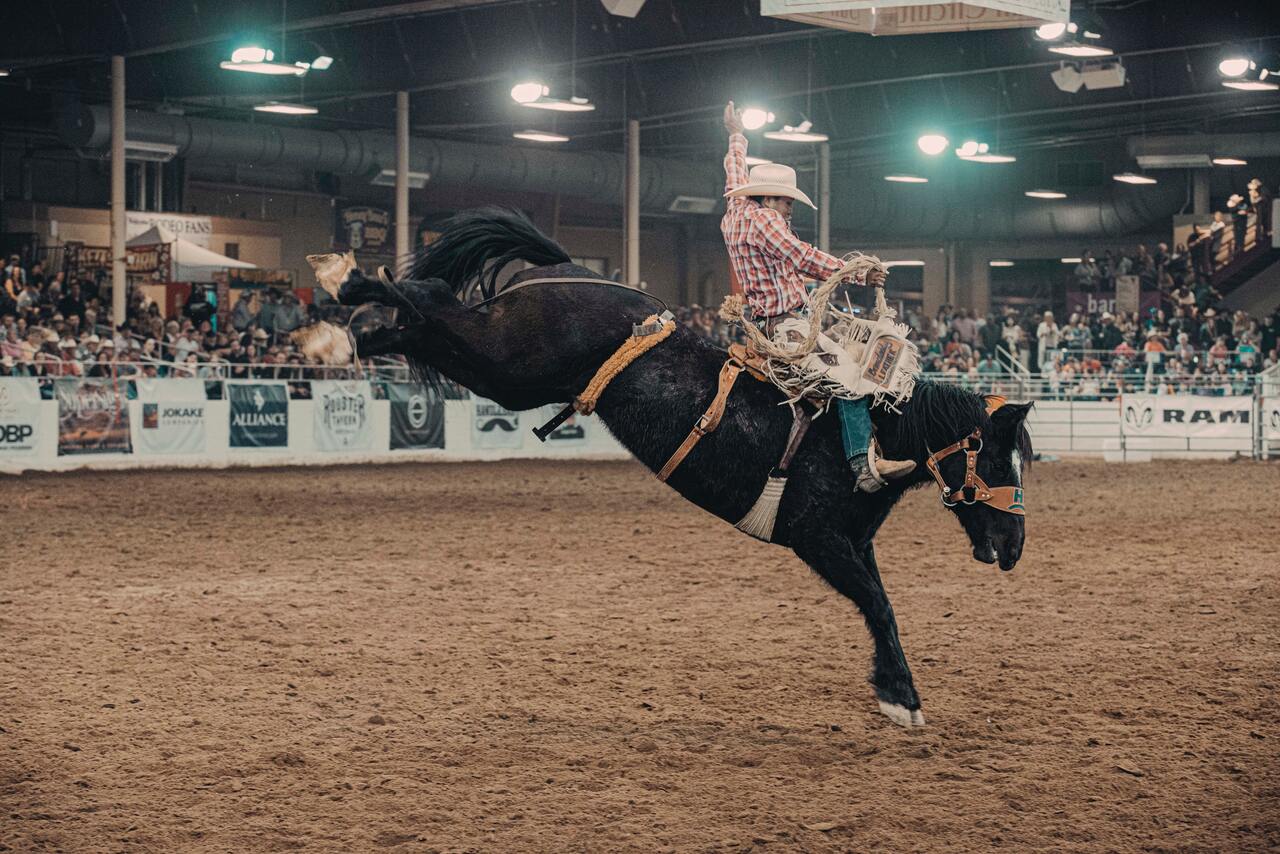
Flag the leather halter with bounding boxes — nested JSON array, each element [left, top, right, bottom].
[[924, 427, 1026, 516]]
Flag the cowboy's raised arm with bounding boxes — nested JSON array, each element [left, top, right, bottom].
[[723, 102, 749, 195]]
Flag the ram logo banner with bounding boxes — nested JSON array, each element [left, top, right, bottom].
[[136, 378, 207, 455], [389, 384, 444, 450], [472, 399, 522, 449], [1120, 395, 1253, 439], [55, 379, 133, 455], [228, 383, 289, 448], [0, 378, 42, 457], [313, 380, 373, 451]]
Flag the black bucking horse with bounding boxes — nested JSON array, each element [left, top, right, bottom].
[[308, 208, 1032, 728]]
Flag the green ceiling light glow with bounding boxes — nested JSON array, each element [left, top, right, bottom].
[[221, 46, 309, 76], [917, 133, 949, 156]]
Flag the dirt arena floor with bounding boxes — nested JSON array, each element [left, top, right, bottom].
[[3, 459, 1278, 853]]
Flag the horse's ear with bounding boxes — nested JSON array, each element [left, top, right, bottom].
[[990, 401, 1033, 437]]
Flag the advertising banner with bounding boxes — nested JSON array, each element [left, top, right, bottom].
[[1263, 399, 1280, 441], [56, 379, 132, 455], [313, 380, 373, 451], [136, 379, 207, 455], [472, 399, 522, 449], [0, 378, 43, 457], [1121, 395, 1254, 439], [1114, 275, 1140, 316], [336, 206, 390, 252], [1064, 289, 1161, 318], [228, 383, 289, 448], [388, 384, 445, 450], [127, 211, 214, 248]]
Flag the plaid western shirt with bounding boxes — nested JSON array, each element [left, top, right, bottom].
[[720, 132, 845, 318]]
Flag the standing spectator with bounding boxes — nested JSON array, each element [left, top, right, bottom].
[[1249, 178, 1272, 243], [3, 255, 25, 288], [58, 281, 86, 321], [230, 290, 260, 333], [1227, 193, 1251, 254], [1074, 252, 1100, 291], [1036, 310, 1061, 372], [273, 291, 306, 340]]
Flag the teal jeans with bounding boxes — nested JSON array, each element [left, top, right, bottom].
[[836, 397, 871, 460]]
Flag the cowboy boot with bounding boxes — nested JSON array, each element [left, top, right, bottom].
[[851, 442, 916, 493]]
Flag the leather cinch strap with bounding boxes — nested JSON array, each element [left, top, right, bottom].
[[657, 356, 745, 482]]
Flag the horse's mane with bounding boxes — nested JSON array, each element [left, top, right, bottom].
[[410, 207, 571, 301], [887, 380, 1033, 468]]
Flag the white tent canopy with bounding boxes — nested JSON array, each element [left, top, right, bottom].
[[127, 224, 257, 281]]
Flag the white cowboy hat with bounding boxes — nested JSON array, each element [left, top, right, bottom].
[[725, 163, 817, 209]]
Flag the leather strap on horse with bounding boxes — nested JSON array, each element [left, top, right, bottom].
[[657, 355, 745, 482], [924, 428, 1026, 516]]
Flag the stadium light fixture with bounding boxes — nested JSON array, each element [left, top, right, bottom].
[[253, 101, 318, 115], [764, 119, 828, 143], [1034, 22, 1068, 41], [1026, 190, 1068, 199], [1060, 257, 1083, 263], [917, 133, 949, 156], [1113, 172, 1158, 185], [744, 155, 773, 166], [511, 81, 549, 104], [989, 260, 1015, 267], [884, 259, 926, 267], [1048, 43, 1113, 58], [311, 55, 334, 70], [513, 130, 570, 143], [1218, 57, 1252, 77], [885, 174, 929, 183], [1222, 79, 1279, 91], [741, 107, 775, 131], [955, 140, 1016, 163], [1212, 157, 1248, 166], [221, 46, 310, 76]]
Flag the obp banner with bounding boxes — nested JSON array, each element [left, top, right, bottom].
[[228, 382, 289, 448], [0, 378, 43, 458], [55, 378, 132, 455], [135, 378, 207, 455], [388, 384, 444, 450], [1121, 394, 1253, 439], [313, 380, 373, 451]]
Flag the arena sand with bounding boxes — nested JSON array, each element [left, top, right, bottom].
[[2, 459, 1277, 853]]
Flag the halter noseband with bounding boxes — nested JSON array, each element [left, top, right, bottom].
[[923, 396, 1027, 517]]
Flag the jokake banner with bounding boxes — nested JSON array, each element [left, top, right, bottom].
[[135, 378, 207, 455], [56, 378, 132, 455]]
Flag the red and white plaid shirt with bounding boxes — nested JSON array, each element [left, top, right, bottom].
[[721, 132, 845, 318]]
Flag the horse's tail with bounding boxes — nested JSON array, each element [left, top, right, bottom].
[[409, 207, 571, 301]]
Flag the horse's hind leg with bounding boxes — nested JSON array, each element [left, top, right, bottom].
[[793, 531, 924, 727]]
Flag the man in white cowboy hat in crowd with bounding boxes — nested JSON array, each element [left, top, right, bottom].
[[720, 101, 914, 492]]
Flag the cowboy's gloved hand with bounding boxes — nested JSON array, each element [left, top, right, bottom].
[[866, 269, 888, 288], [724, 101, 745, 136]]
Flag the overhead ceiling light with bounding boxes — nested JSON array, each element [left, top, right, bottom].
[[522, 95, 596, 112], [917, 133, 949, 156], [221, 46, 309, 76], [1034, 22, 1068, 40], [1079, 59, 1127, 90], [1026, 190, 1068, 199], [744, 155, 772, 166], [1212, 157, 1248, 166], [124, 141, 179, 163], [1222, 79, 1279, 91], [1048, 44, 1113, 58], [513, 130, 570, 143], [668, 196, 718, 215], [741, 107, 775, 131], [511, 81, 549, 104], [310, 55, 334, 71], [1060, 257, 1082, 263], [1218, 57, 1253, 77], [1137, 153, 1213, 169], [960, 152, 1017, 164], [1051, 63, 1085, 93], [885, 174, 928, 183], [371, 169, 431, 188], [253, 101, 318, 115], [764, 120, 828, 143], [884, 259, 925, 267], [1113, 172, 1158, 185], [0, 69, 9, 77], [989, 260, 1015, 267]]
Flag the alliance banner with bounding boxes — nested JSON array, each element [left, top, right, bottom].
[[135, 378, 207, 455], [56, 378, 132, 455], [228, 383, 289, 448], [313, 380, 373, 451], [1120, 394, 1254, 439], [388, 384, 445, 450], [0, 378, 43, 457], [472, 399, 522, 449]]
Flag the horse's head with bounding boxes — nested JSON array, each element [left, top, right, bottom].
[[924, 400, 1032, 571]]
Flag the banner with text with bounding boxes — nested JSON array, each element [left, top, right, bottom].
[[388, 384, 445, 450], [313, 380, 373, 452], [1264, 398, 1280, 441], [56, 379, 132, 455], [1121, 394, 1254, 439], [136, 378, 207, 455], [472, 399, 522, 448], [228, 383, 289, 448], [0, 378, 43, 457]]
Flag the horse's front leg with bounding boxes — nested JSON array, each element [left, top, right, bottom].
[[793, 531, 924, 727]]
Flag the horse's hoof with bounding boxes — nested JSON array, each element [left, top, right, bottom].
[[878, 700, 926, 728], [306, 251, 356, 298]]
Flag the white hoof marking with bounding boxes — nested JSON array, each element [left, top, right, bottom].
[[878, 700, 926, 728], [306, 251, 356, 298]]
